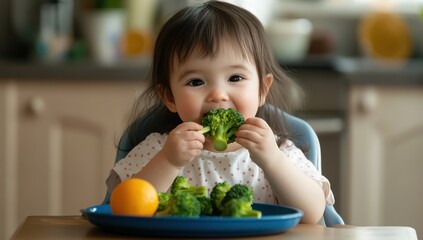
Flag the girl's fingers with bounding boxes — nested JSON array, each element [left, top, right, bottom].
[[173, 123, 205, 142], [187, 139, 204, 150], [236, 129, 262, 144], [243, 117, 269, 129], [239, 118, 269, 134], [236, 117, 275, 148], [182, 121, 204, 131], [238, 124, 266, 139]]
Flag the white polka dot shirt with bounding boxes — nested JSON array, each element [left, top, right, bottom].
[[108, 133, 334, 205]]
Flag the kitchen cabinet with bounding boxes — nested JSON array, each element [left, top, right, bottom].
[[346, 84, 423, 238], [0, 79, 141, 240]]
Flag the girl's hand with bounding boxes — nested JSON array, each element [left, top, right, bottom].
[[235, 117, 281, 168], [161, 122, 205, 168]]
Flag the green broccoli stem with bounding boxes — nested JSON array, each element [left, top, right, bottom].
[[213, 121, 236, 151], [155, 207, 171, 216], [197, 126, 210, 134], [244, 209, 262, 218], [213, 138, 227, 151], [182, 187, 208, 197], [226, 128, 238, 139]]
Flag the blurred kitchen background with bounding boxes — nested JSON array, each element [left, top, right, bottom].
[[1, 0, 423, 239]]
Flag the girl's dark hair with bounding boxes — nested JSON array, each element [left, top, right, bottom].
[[125, 0, 303, 148]]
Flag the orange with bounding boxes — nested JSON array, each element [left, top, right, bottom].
[[110, 178, 159, 216], [121, 30, 151, 57]]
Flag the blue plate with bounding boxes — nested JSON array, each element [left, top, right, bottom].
[[83, 203, 303, 237]]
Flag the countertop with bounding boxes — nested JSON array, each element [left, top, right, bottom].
[[335, 57, 423, 84], [0, 60, 150, 81], [1, 57, 423, 84], [11, 215, 418, 240], [282, 57, 423, 84]]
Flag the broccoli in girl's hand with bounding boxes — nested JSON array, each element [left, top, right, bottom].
[[199, 108, 245, 151]]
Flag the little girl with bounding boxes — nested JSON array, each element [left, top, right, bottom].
[[107, 1, 334, 223]]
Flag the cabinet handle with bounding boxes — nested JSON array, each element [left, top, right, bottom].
[[28, 96, 46, 115], [359, 89, 378, 113]]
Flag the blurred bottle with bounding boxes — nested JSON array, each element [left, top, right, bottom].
[[35, 0, 74, 63], [121, 0, 158, 59]]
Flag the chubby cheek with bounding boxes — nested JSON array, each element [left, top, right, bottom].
[[179, 110, 202, 123], [238, 106, 259, 121], [234, 94, 261, 120], [174, 102, 203, 123], [167, 88, 202, 123]]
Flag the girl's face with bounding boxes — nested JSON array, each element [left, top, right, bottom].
[[162, 44, 273, 124]]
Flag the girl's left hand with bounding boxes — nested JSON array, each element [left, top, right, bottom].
[[235, 117, 281, 168]]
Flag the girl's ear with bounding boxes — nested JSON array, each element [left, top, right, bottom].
[[157, 85, 177, 112], [259, 74, 273, 106]]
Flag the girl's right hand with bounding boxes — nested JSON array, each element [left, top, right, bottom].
[[161, 122, 205, 168]]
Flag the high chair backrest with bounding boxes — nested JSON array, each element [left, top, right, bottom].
[[105, 104, 344, 226], [282, 110, 345, 226]]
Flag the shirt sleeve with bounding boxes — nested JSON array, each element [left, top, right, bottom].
[[106, 170, 121, 194], [281, 140, 335, 205], [106, 133, 167, 191]]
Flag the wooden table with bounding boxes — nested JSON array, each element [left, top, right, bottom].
[[11, 215, 418, 240]]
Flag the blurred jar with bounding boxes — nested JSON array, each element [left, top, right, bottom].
[[266, 18, 313, 62], [82, 0, 125, 65], [221, 0, 276, 27]]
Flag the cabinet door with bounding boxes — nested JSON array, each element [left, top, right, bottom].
[[13, 80, 140, 229], [0, 81, 19, 240], [0, 82, 8, 240], [347, 85, 423, 237]]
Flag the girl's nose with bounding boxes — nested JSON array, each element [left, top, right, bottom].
[[206, 86, 229, 103]]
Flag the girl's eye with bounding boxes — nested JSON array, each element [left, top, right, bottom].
[[229, 75, 244, 82], [187, 79, 204, 86]]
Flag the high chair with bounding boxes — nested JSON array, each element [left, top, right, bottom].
[[283, 108, 345, 227], [104, 104, 345, 226]]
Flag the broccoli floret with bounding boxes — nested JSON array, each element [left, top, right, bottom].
[[197, 196, 213, 216], [210, 181, 232, 214], [221, 183, 253, 207], [157, 192, 171, 211], [200, 108, 245, 151], [171, 176, 207, 197], [221, 198, 262, 218], [155, 191, 201, 217]]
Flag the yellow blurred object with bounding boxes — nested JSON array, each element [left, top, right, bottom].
[[358, 12, 412, 60], [122, 30, 151, 57]]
